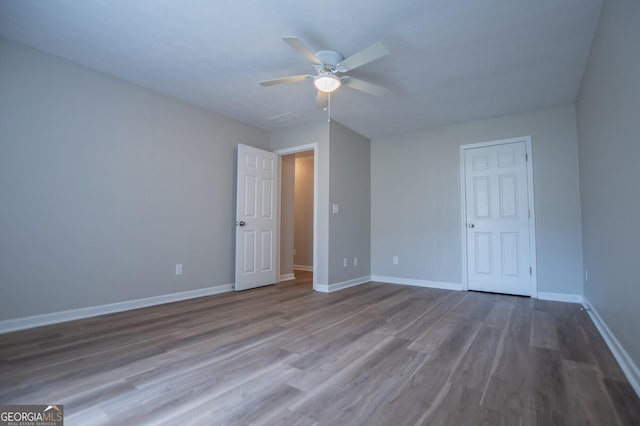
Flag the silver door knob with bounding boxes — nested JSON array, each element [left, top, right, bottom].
[[468, 223, 475, 228], [236, 221, 246, 227]]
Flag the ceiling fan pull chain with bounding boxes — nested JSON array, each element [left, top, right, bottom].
[[328, 92, 331, 122]]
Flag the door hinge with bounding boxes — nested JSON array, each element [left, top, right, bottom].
[[525, 153, 528, 162], [530, 266, 533, 275], [528, 209, 531, 218]]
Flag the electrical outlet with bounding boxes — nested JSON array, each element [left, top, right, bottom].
[[585, 269, 589, 282], [293, 248, 297, 255], [175, 264, 183, 275], [332, 204, 339, 214], [393, 256, 399, 265], [354, 257, 358, 266], [343, 258, 348, 268]]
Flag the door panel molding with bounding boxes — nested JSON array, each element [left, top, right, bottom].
[[460, 136, 537, 297]]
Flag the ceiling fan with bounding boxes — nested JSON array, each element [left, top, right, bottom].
[[260, 37, 390, 108]]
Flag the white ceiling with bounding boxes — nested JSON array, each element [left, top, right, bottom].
[[0, 0, 602, 139]]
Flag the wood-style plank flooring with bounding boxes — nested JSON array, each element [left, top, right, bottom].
[[1, 271, 639, 425]]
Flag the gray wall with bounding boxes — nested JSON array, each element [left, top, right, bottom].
[[294, 152, 314, 269], [271, 120, 371, 286], [329, 121, 371, 283], [271, 121, 330, 285], [279, 154, 295, 277], [576, 0, 640, 367], [371, 104, 584, 295], [0, 38, 269, 321]]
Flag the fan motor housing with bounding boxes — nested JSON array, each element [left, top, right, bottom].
[[314, 50, 344, 73]]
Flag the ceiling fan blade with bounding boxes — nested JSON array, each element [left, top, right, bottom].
[[337, 42, 389, 72], [282, 36, 322, 65], [315, 91, 328, 109], [343, 77, 389, 96], [259, 75, 312, 87]]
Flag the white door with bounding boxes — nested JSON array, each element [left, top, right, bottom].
[[235, 144, 278, 291], [464, 141, 533, 296]]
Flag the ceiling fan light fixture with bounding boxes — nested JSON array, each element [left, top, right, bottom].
[[314, 74, 341, 93]]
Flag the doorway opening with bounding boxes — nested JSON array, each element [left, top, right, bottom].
[[275, 144, 318, 290]]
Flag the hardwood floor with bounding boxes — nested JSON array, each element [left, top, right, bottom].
[[1, 271, 639, 425]]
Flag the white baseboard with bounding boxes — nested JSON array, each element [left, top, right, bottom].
[[371, 275, 462, 291], [537, 292, 584, 303], [370, 277, 582, 302], [314, 276, 371, 293], [293, 265, 313, 272], [280, 273, 296, 282], [583, 297, 640, 397], [0, 283, 233, 334]]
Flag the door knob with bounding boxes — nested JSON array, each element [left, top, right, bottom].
[[236, 221, 246, 227], [468, 223, 475, 228]]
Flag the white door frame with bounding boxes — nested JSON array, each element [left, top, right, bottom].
[[274, 143, 318, 290], [459, 136, 538, 297]]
